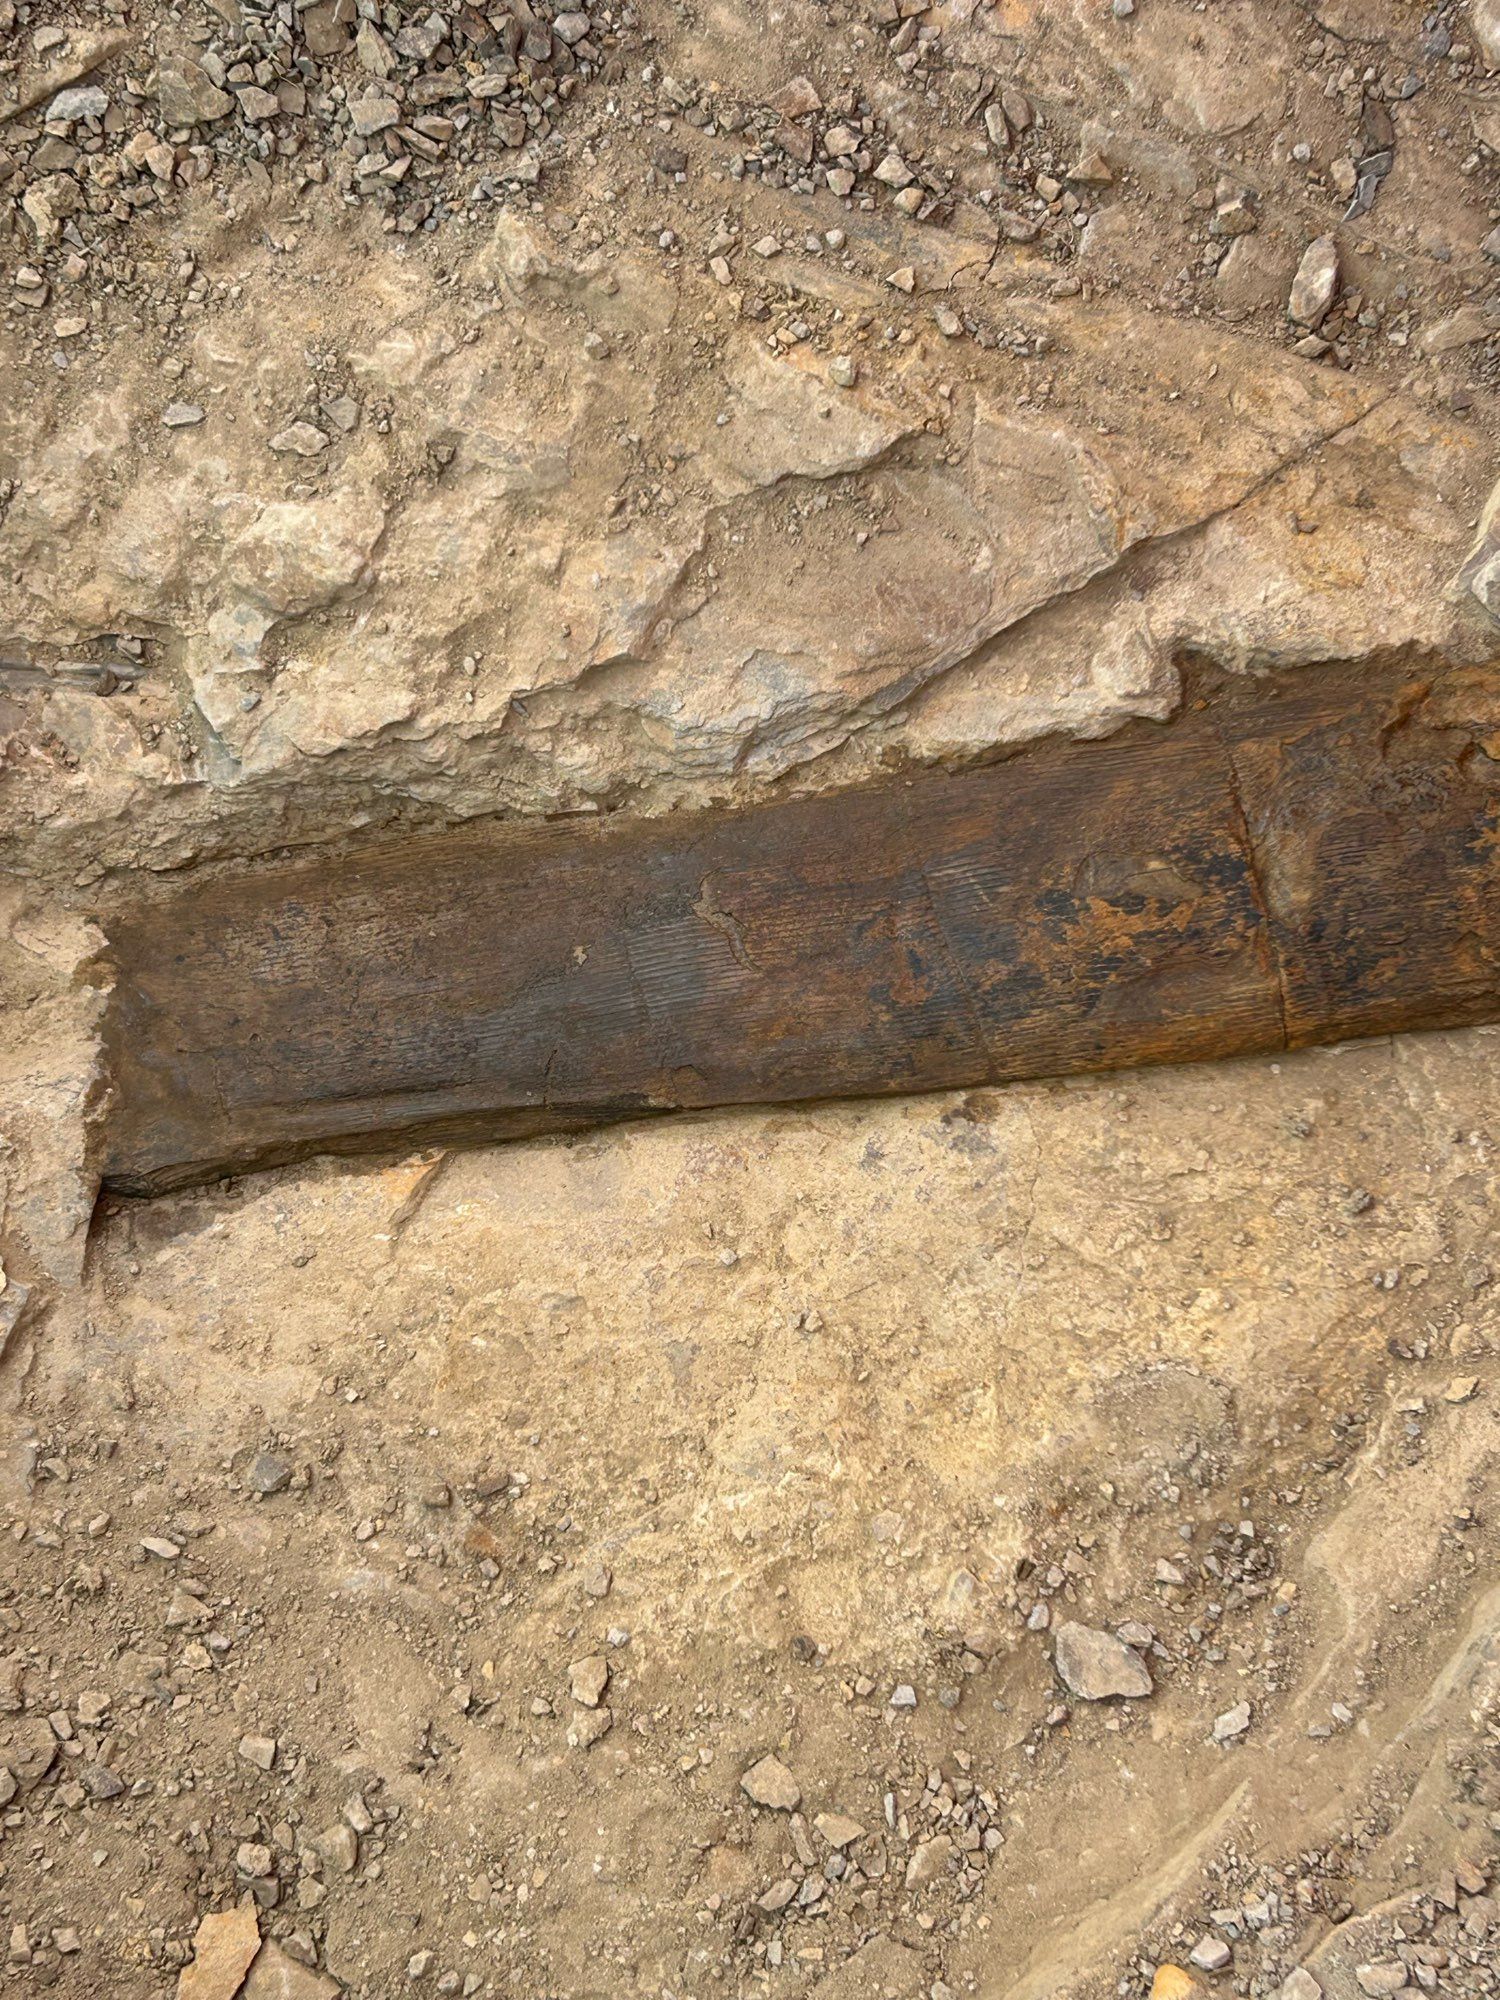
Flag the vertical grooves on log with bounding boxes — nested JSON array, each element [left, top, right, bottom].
[[1214, 722, 1293, 1050]]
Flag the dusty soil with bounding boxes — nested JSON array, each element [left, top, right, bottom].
[[4, 1032, 1500, 1999], [2, 0, 1500, 1996]]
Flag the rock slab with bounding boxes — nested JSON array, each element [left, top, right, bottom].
[[1053, 1622, 1153, 1701], [741, 1754, 801, 1810], [177, 1905, 261, 2000]]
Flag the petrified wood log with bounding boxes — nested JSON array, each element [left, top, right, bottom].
[[101, 664, 1500, 1194]]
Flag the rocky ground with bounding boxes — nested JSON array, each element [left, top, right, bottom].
[[3, 0, 1500, 885], [4, 1033, 1500, 2000], [2, 0, 1500, 1996]]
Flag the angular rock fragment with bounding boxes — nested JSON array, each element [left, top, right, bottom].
[[771, 75, 821, 119], [1053, 1621, 1152, 1700], [79, 1761, 125, 1799], [1211, 1700, 1251, 1742], [1190, 1937, 1232, 1972], [355, 20, 396, 75], [302, 3, 352, 58], [313, 1822, 358, 1875], [350, 96, 399, 137], [1419, 306, 1492, 356], [157, 54, 233, 126], [21, 174, 79, 245], [813, 1939, 926, 1997], [740, 1753, 800, 1809], [904, 1833, 952, 1888], [567, 1654, 608, 1707], [238, 87, 281, 122], [247, 1451, 292, 1495], [1211, 183, 1258, 236], [1354, 1966, 1409, 2000], [242, 1941, 341, 1999], [1279, 1972, 1323, 2000], [0, 1273, 31, 1356], [48, 85, 107, 122], [269, 424, 330, 458], [0, 1718, 56, 1795], [1288, 236, 1338, 328], [566, 1705, 612, 1749], [177, 1904, 261, 2000]]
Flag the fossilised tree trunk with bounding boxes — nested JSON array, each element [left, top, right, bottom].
[[100, 664, 1500, 1195]]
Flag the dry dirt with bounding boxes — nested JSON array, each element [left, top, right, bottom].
[[2, 0, 1500, 1996], [7, 1034, 1500, 2000]]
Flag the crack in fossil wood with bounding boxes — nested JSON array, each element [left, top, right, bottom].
[[692, 873, 758, 972], [1216, 726, 1293, 1052], [96, 662, 1500, 1196]]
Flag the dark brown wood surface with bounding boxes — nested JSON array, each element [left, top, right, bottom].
[[100, 665, 1500, 1194]]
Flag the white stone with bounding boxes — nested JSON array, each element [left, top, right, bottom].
[[1288, 236, 1338, 327]]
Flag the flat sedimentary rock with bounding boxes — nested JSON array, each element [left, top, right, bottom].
[[741, 1754, 801, 1810], [240, 1941, 341, 2000], [100, 664, 1500, 1194], [1054, 1622, 1153, 1701], [177, 1905, 261, 2000]]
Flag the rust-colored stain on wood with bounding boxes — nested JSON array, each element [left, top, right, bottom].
[[100, 666, 1500, 1194]]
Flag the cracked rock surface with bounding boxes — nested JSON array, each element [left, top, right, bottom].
[[2, 0, 1498, 886]]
